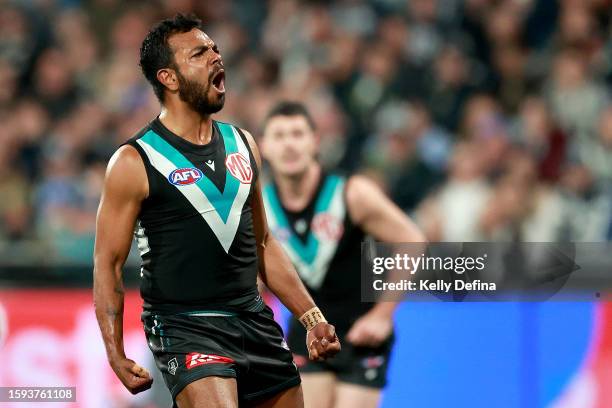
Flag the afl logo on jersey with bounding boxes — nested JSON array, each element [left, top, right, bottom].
[[226, 153, 253, 184], [312, 213, 344, 241], [168, 167, 203, 186]]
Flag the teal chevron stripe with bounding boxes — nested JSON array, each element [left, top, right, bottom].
[[265, 184, 317, 263], [315, 175, 341, 213], [216, 122, 238, 155], [265, 175, 342, 265], [140, 127, 239, 223]]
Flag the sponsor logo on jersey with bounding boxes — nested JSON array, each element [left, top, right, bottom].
[[168, 357, 178, 375], [312, 213, 344, 241], [186, 353, 234, 370], [168, 167, 203, 186], [225, 152, 253, 184]]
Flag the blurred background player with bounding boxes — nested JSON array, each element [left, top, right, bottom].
[[260, 101, 425, 408], [94, 15, 340, 408]]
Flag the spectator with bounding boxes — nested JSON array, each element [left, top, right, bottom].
[[545, 49, 609, 142], [575, 105, 612, 185], [416, 141, 491, 241], [558, 161, 612, 241], [480, 148, 564, 241], [512, 96, 567, 182], [425, 45, 473, 131]]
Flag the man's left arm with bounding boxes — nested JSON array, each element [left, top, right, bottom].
[[242, 129, 341, 361], [345, 175, 427, 347]]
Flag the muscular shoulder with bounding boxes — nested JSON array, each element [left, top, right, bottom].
[[104, 144, 148, 201], [345, 174, 386, 225], [238, 128, 262, 169]]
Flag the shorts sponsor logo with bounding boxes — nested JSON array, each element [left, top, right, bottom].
[[225, 153, 253, 184], [361, 355, 385, 369], [168, 357, 178, 375], [168, 167, 203, 186], [186, 353, 234, 370], [362, 356, 384, 381]]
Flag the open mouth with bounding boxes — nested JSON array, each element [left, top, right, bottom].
[[211, 69, 225, 93]]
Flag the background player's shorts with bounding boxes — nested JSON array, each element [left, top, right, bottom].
[[142, 305, 300, 406], [287, 319, 393, 389]]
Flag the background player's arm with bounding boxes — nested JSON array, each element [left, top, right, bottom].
[[345, 175, 427, 346], [242, 129, 340, 360], [93, 145, 153, 394]]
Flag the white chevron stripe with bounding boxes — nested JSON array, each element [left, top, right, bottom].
[[263, 192, 311, 278], [306, 181, 345, 289], [136, 128, 251, 253]]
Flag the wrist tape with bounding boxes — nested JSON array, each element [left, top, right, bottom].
[[299, 307, 327, 331]]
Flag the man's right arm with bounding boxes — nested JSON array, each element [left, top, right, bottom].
[[93, 145, 152, 394]]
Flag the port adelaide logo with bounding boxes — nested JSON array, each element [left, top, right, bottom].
[[168, 167, 203, 186], [167, 357, 178, 375]]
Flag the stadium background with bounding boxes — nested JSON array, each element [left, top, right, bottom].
[[0, 0, 611, 407]]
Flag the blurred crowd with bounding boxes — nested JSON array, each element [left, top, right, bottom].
[[0, 0, 611, 264]]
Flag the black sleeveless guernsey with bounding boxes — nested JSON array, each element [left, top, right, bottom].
[[262, 172, 369, 332], [124, 118, 263, 315]]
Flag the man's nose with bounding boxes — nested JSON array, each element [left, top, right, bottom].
[[212, 53, 222, 66]]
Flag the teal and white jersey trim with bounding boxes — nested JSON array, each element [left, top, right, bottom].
[[177, 310, 238, 317], [263, 175, 346, 290], [135, 123, 251, 253]]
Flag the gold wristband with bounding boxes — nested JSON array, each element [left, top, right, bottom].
[[299, 307, 327, 331]]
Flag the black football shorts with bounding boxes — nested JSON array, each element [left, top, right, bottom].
[[287, 319, 393, 389], [142, 305, 301, 406]]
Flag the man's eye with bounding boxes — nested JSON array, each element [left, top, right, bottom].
[[193, 49, 207, 58]]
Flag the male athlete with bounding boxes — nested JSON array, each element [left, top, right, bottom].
[[260, 102, 425, 408], [94, 15, 340, 408]]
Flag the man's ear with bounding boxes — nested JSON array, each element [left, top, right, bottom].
[[157, 68, 179, 93]]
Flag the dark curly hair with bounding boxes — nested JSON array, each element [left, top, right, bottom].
[[139, 14, 204, 102]]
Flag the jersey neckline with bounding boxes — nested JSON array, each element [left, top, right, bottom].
[[273, 170, 328, 218], [150, 117, 220, 156]]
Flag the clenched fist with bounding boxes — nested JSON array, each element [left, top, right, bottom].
[[110, 357, 153, 394], [306, 322, 341, 361]]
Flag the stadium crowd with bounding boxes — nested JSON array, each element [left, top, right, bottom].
[[0, 0, 611, 264]]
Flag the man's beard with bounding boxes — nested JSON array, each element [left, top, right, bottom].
[[176, 70, 224, 115]]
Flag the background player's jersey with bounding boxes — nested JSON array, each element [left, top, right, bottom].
[[124, 118, 263, 315], [263, 172, 370, 332]]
